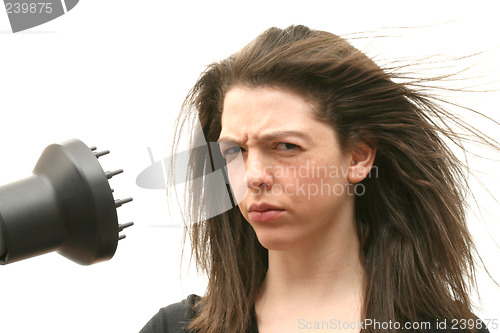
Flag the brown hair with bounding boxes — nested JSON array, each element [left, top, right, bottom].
[[171, 25, 498, 332]]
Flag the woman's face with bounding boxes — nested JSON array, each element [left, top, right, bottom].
[[218, 86, 355, 251]]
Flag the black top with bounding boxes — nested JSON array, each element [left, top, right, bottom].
[[139, 295, 200, 333], [139, 294, 490, 333], [139, 295, 258, 333]]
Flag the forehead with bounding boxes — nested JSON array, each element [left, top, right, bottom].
[[220, 86, 320, 141]]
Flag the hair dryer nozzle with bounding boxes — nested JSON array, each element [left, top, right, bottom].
[[0, 139, 133, 265]]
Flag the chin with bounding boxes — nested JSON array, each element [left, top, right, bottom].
[[254, 231, 296, 251], [244, 212, 300, 251]]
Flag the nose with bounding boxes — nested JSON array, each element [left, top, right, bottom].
[[245, 153, 273, 192]]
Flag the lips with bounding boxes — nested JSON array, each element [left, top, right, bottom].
[[248, 203, 285, 222]]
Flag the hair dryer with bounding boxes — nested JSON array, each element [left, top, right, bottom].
[[0, 139, 133, 265]]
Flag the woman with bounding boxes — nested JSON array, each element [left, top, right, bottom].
[[141, 25, 496, 332]]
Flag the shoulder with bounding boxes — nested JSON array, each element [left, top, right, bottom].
[[139, 294, 201, 333]]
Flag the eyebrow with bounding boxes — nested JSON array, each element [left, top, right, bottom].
[[217, 130, 313, 144]]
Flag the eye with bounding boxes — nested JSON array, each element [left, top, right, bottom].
[[222, 146, 244, 159], [275, 142, 300, 151]]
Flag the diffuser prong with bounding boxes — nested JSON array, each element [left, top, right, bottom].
[[105, 169, 123, 179], [94, 150, 110, 158], [118, 222, 134, 232], [115, 197, 133, 208]]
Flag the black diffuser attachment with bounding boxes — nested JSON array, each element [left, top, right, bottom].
[[0, 139, 133, 265]]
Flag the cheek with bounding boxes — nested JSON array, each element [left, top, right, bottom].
[[225, 154, 248, 204], [289, 158, 349, 203]]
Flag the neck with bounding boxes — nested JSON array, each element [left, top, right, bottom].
[[256, 212, 366, 314]]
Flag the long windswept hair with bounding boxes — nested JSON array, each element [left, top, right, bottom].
[[170, 25, 499, 332]]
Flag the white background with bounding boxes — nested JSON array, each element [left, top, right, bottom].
[[1, 1, 500, 332]]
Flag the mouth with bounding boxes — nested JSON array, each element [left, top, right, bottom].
[[248, 204, 285, 222]]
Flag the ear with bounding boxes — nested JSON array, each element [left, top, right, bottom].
[[347, 142, 376, 184]]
